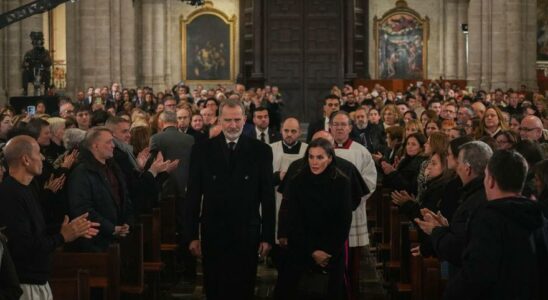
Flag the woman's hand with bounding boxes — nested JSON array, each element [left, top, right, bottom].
[[312, 250, 331, 267], [372, 152, 383, 162], [391, 190, 415, 206], [381, 161, 396, 174]]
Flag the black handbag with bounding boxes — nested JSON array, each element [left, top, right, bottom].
[[297, 267, 330, 298]]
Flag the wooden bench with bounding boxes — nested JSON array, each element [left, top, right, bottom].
[[52, 244, 120, 300], [119, 223, 145, 296], [159, 197, 179, 284], [140, 208, 164, 299], [50, 269, 90, 300]]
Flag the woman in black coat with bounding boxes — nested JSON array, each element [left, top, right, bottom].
[[381, 132, 428, 195], [278, 138, 352, 300]]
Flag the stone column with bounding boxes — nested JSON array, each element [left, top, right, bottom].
[[141, 0, 154, 87], [152, 1, 166, 92], [444, 0, 458, 79], [0, 2, 7, 104], [79, 0, 97, 87], [523, 0, 538, 89], [120, 0, 137, 88], [65, 1, 80, 95], [479, 0, 492, 91], [456, 0, 467, 79], [466, 0, 481, 90], [95, 0, 112, 86], [7, 0, 22, 97], [490, 0, 506, 90], [110, 0, 122, 84]]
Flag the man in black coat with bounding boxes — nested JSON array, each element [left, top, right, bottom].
[[67, 127, 133, 252], [306, 95, 341, 143], [242, 107, 281, 144], [444, 150, 546, 299], [351, 107, 387, 155], [184, 99, 275, 300]]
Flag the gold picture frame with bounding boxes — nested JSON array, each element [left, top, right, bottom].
[[373, 0, 429, 79], [180, 1, 236, 84]]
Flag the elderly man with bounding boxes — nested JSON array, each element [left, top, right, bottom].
[[59, 102, 75, 118], [329, 110, 377, 299], [520, 115, 548, 156], [0, 135, 98, 299], [416, 141, 493, 271], [67, 127, 132, 252], [184, 99, 275, 299], [351, 107, 386, 154]]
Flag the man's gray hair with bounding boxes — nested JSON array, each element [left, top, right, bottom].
[[83, 126, 112, 150], [159, 110, 177, 123], [458, 141, 493, 175], [219, 98, 245, 116], [63, 128, 87, 150]]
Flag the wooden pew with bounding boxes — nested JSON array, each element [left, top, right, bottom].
[[52, 244, 120, 300], [119, 223, 145, 296], [160, 196, 179, 284], [50, 269, 90, 300], [140, 208, 164, 299]]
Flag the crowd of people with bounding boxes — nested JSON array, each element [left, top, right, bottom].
[[0, 79, 547, 299]]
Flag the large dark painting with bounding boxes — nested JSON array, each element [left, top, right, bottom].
[[539, 0, 548, 61], [181, 2, 236, 83], [374, 0, 429, 80]]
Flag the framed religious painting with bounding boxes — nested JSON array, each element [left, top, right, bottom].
[[181, 1, 236, 83], [374, 0, 429, 80]]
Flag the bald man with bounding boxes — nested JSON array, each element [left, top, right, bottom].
[[0, 136, 98, 300], [520, 115, 545, 142], [471, 101, 486, 120]]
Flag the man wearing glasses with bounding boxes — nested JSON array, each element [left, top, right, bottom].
[[520, 115, 548, 156]]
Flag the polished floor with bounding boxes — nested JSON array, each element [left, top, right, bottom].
[[163, 247, 387, 300]]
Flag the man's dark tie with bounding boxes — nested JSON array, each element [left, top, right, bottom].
[[260, 132, 266, 143], [228, 141, 236, 151], [228, 142, 236, 169]]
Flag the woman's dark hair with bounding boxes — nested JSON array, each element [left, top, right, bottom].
[[404, 132, 427, 155], [533, 159, 548, 205], [514, 139, 545, 168], [403, 110, 417, 120], [494, 130, 519, 148], [303, 138, 337, 176]]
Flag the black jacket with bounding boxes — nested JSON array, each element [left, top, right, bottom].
[[0, 176, 65, 284], [444, 197, 545, 300], [351, 123, 387, 155], [431, 176, 486, 266], [399, 174, 450, 257], [383, 155, 428, 195], [183, 134, 275, 247], [306, 118, 327, 143], [0, 233, 22, 300], [67, 150, 133, 252]]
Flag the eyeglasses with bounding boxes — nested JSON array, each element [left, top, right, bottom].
[[519, 127, 540, 132]]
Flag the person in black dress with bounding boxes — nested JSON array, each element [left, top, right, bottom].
[[282, 138, 352, 299]]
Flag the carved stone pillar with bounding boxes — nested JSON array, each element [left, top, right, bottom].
[[7, 0, 22, 96], [444, 0, 458, 79], [120, 0, 137, 88], [110, 0, 122, 84], [141, 0, 154, 87], [456, 0, 467, 79], [466, 0, 481, 89], [152, 1, 166, 92], [490, 0, 506, 89], [79, 0, 97, 87]]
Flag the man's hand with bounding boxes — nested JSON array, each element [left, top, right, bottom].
[[312, 250, 331, 267], [258, 242, 271, 258], [165, 159, 180, 173], [414, 209, 448, 235], [372, 152, 383, 162], [278, 238, 288, 248], [189, 240, 202, 257], [148, 152, 173, 176], [44, 174, 66, 193], [60, 213, 100, 242], [114, 224, 130, 237]]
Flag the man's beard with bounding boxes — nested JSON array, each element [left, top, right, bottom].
[[223, 127, 243, 141], [356, 122, 367, 130]]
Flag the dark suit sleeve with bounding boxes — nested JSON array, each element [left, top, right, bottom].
[[0, 240, 22, 300], [259, 145, 276, 245], [443, 212, 500, 300], [431, 224, 466, 266], [183, 142, 204, 242]]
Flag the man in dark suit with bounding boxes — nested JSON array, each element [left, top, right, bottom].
[[176, 105, 207, 143], [243, 107, 281, 144], [306, 94, 341, 142], [184, 99, 275, 299]]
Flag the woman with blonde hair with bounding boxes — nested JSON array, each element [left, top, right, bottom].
[[405, 119, 424, 138], [381, 104, 401, 130], [475, 106, 508, 138], [130, 125, 151, 156]]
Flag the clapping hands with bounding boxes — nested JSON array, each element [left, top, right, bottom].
[[414, 208, 449, 235], [391, 190, 415, 206]]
